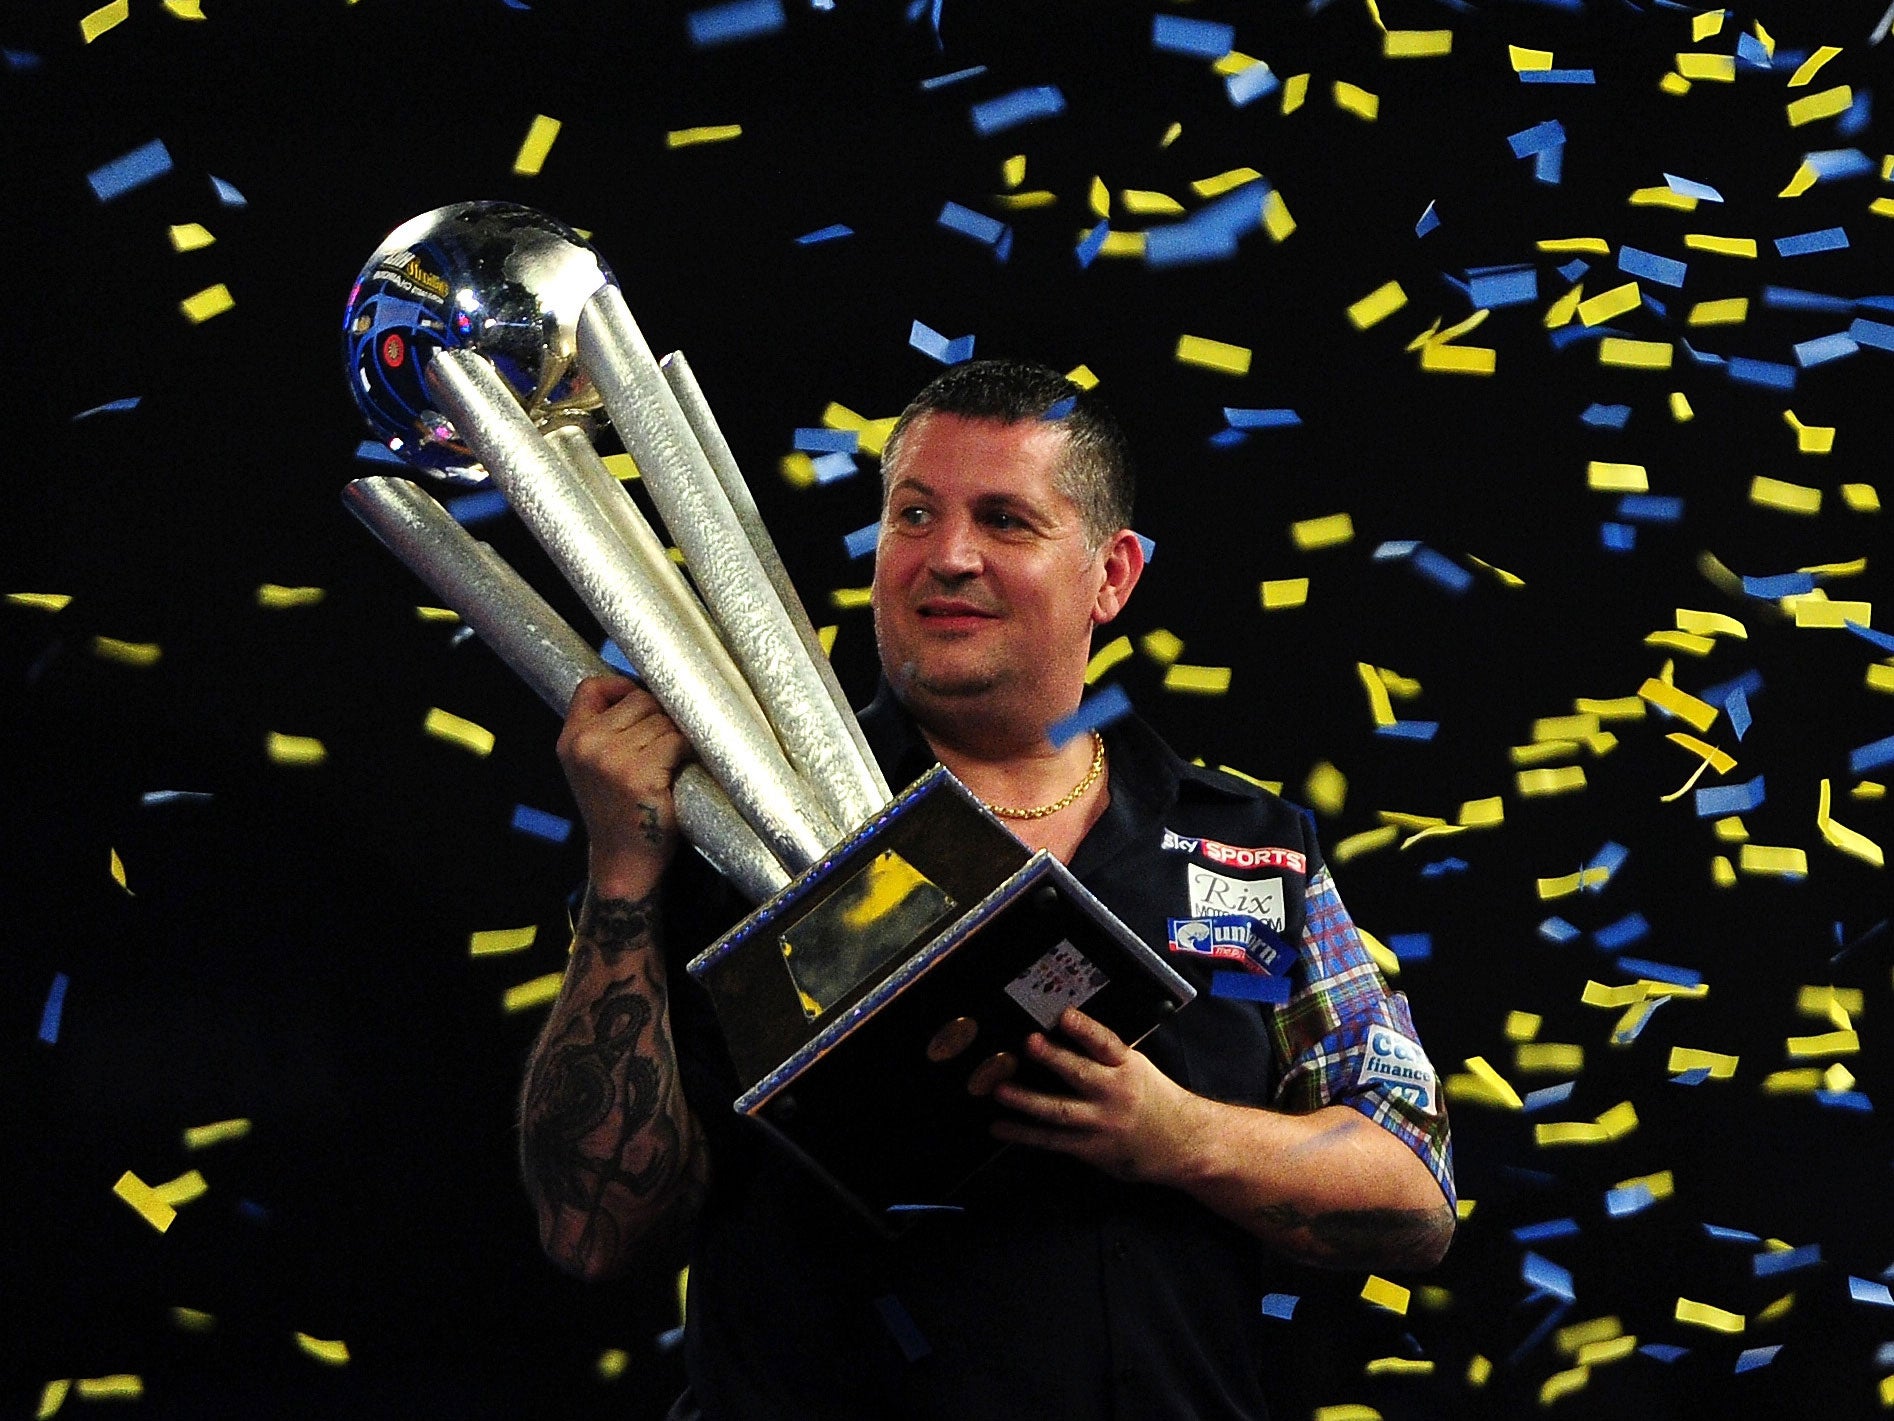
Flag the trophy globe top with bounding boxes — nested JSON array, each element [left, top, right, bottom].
[[342, 201, 613, 483]]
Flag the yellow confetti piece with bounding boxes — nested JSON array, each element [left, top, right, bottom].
[[1304, 761, 1347, 816], [1139, 628, 1184, 664], [1174, 334, 1251, 375], [1825, 1062, 1856, 1091], [830, 587, 871, 610], [1505, 1011, 1543, 1041], [1841, 483, 1880, 512], [1872, 196, 1894, 218], [1084, 635, 1133, 684], [74, 1377, 143, 1400], [1577, 281, 1642, 326], [80, 1, 129, 41], [152, 1169, 207, 1206], [1517, 741, 1577, 768], [816, 624, 837, 658], [266, 732, 328, 766], [1216, 764, 1281, 795], [1357, 663, 1396, 727], [1333, 824, 1398, 863], [503, 971, 564, 1013], [1365, 1357, 1434, 1376], [1212, 51, 1256, 76], [991, 189, 1055, 210], [1511, 45, 1555, 71], [1786, 1028, 1860, 1058], [1346, 281, 1408, 330], [597, 1348, 630, 1381], [1360, 1275, 1410, 1314], [1598, 337, 1673, 369], [1676, 1298, 1744, 1333], [1087, 176, 1109, 218], [109, 846, 133, 895], [1712, 855, 1737, 887], [1631, 183, 1696, 208], [1159, 122, 1182, 147], [1576, 695, 1646, 721], [1332, 81, 1379, 119], [8, 591, 72, 612], [183, 1117, 251, 1150], [1001, 154, 1026, 188], [1543, 282, 1584, 329], [1755, 1290, 1796, 1322], [1463, 1056, 1524, 1109], [470, 925, 538, 957], [1750, 475, 1822, 514], [1291, 513, 1354, 550], [113, 1171, 177, 1233], [1666, 734, 1736, 774], [1646, 630, 1714, 656], [1258, 578, 1308, 610], [294, 1333, 350, 1366], [1788, 43, 1845, 87], [1595, 1100, 1638, 1138], [180, 283, 235, 324], [1579, 1335, 1637, 1366], [666, 124, 743, 149], [1688, 297, 1748, 326], [423, 707, 495, 757], [1637, 677, 1717, 731], [415, 605, 460, 623], [37, 1379, 69, 1420], [1795, 598, 1872, 629], [1538, 237, 1613, 254], [1779, 161, 1820, 198], [1535, 712, 1601, 741], [1763, 1067, 1821, 1093], [1659, 72, 1692, 96], [1261, 189, 1296, 242], [1670, 390, 1695, 421], [1313, 1408, 1381, 1421], [1676, 52, 1735, 81], [1715, 816, 1749, 842], [1467, 1354, 1492, 1386], [1121, 188, 1184, 216], [1535, 1120, 1608, 1146], [171, 1306, 216, 1330], [92, 635, 162, 667], [256, 583, 325, 609], [1192, 168, 1262, 198], [1788, 85, 1852, 126], [1684, 233, 1759, 257], [1798, 556, 1865, 577], [163, 0, 206, 16], [1458, 797, 1504, 828], [1539, 1367, 1591, 1405], [1163, 664, 1231, 695], [1557, 1316, 1623, 1356], [1516, 765, 1587, 797], [1616, 1168, 1675, 1200], [1516, 1042, 1584, 1073], [1583, 980, 1648, 1008], [1740, 843, 1808, 877], [1692, 8, 1725, 39], [1383, 28, 1451, 57], [1418, 342, 1495, 375], [1676, 608, 1746, 639], [1798, 984, 1864, 1019], [1537, 868, 1607, 898], [168, 222, 215, 252]]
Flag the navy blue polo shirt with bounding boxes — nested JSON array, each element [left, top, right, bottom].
[[665, 688, 1326, 1420]]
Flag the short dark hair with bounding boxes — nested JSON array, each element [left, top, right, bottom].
[[880, 359, 1135, 550]]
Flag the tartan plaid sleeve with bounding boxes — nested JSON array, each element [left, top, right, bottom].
[[1266, 867, 1455, 1207]]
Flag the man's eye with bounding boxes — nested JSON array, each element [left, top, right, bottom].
[[897, 505, 929, 526]]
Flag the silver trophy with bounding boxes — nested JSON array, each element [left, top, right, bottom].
[[341, 203, 1191, 1225]]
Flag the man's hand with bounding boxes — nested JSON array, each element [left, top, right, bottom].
[[989, 1008, 1209, 1186], [557, 676, 692, 902]]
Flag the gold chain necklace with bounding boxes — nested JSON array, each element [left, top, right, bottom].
[[975, 731, 1107, 821]]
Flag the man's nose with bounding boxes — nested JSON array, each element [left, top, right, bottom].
[[927, 515, 984, 578]]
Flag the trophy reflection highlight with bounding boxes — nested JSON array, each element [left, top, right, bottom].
[[341, 203, 1191, 1225]]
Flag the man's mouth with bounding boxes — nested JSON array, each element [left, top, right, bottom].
[[916, 599, 999, 626]]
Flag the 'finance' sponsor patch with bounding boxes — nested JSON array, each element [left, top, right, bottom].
[[1357, 1026, 1439, 1116]]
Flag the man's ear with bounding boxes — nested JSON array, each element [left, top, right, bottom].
[[1091, 529, 1146, 625]]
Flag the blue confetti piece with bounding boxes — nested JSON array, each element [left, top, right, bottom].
[[842, 522, 879, 559], [1409, 547, 1472, 595], [872, 1294, 931, 1361], [1616, 494, 1683, 523], [1614, 958, 1701, 989], [1580, 403, 1631, 429], [1618, 245, 1687, 288], [1680, 339, 1726, 366], [909, 319, 974, 365], [3, 47, 44, 70], [1853, 1277, 1894, 1307], [1223, 408, 1299, 430], [1695, 775, 1765, 818], [1664, 173, 1725, 202], [795, 223, 853, 245], [1727, 357, 1796, 391], [73, 396, 142, 420], [38, 973, 69, 1045], [1641, 1343, 1689, 1363], [1815, 1089, 1872, 1112], [1538, 917, 1580, 943], [1509, 1298, 1573, 1365], [1640, 292, 1669, 321], [1387, 933, 1433, 962], [446, 489, 509, 525], [686, 0, 786, 47], [1586, 841, 1628, 881], [1736, 32, 1771, 67], [1376, 720, 1439, 741], [884, 1203, 966, 1216], [811, 451, 858, 483], [1726, 686, 1751, 741], [1843, 620, 1894, 655], [141, 790, 214, 806], [1469, 267, 1538, 308], [1605, 1182, 1656, 1217], [1048, 684, 1133, 749], [794, 427, 858, 453], [1075, 219, 1110, 269], [1670, 1067, 1711, 1085], [1523, 1082, 1576, 1112], [1261, 1292, 1299, 1320], [920, 64, 987, 91], [353, 439, 405, 466], [1837, 90, 1871, 137], [1418, 857, 1468, 877], [1145, 218, 1243, 269], [1513, 1218, 1580, 1243], [1848, 317, 1894, 352], [1415, 200, 1439, 238], [1701, 667, 1763, 706], [1373, 540, 1420, 562], [1521, 68, 1595, 83], [1521, 1252, 1575, 1302], [87, 138, 174, 203], [209, 174, 247, 206], [1551, 325, 1612, 353], [1208, 428, 1248, 449], [1753, 1243, 1821, 1277], [1775, 226, 1849, 257], [1794, 332, 1858, 366], [510, 805, 573, 843], [1849, 733, 1894, 776], [600, 638, 637, 675], [1704, 1223, 1762, 1244], [1532, 144, 1563, 184], [1741, 571, 1816, 599], [969, 85, 1066, 136], [1225, 62, 1280, 107], [1507, 118, 1565, 158], [1211, 970, 1291, 1003], [237, 1199, 271, 1224], [1734, 1345, 1781, 1374], [1042, 395, 1077, 421], [1134, 533, 1156, 564], [1600, 522, 1635, 552], [1557, 259, 1588, 282], [1762, 285, 1854, 313], [938, 200, 1006, 248], [1805, 147, 1875, 181], [1592, 913, 1649, 951], [1151, 14, 1233, 59]]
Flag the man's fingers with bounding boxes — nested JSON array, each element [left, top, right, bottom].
[[566, 673, 641, 719], [1057, 1007, 1130, 1065], [993, 1082, 1095, 1130]]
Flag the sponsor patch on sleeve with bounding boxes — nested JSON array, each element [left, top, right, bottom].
[[1357, 1026, 1440, 1116]]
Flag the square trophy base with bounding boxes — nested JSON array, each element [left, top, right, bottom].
[[687, 766, 1196, 1231]]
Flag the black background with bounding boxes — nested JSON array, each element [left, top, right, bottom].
[[4, 1, 1892, 1416]]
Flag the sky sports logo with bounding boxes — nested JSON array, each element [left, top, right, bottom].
[[1160, 830, 1306, 875]]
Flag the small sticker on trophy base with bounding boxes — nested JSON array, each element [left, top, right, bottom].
[[1004, 939, 1108, 1031]]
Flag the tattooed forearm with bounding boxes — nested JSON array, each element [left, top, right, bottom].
[[577, 887, 658, 962], [1247, 1200, 1454, 1271]]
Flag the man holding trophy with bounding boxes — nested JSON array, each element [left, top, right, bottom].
[[342, 205, 1452, 1419]]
